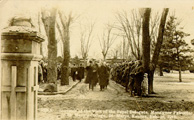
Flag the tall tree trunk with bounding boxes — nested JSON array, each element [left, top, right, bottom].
[[61, 36, 70, 85], [42, 8, 57, 83], [103, 54, 106, 61], [148, 70, 154, 94], [159, 65, 163, 76], [179, 67, 182, 82], [83, 57, 86, 68], [178, 59, 182, 82], [142, 8, 151, 73], [149, 8, 169, 94]]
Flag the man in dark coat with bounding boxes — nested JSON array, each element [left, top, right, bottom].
[[85, 60, 99, 90], [85, 61, 93, 84], [90, 62, 99, 90], [71, 64, 77, 81], [77, 63, 85, 82], [98, 62, 109, 91]]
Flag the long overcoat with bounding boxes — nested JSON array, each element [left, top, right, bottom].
[[85, 65, 93, 84], [98, 65, 109, 86], [77, 66, 85, 80], [90, 63, 99, 86]]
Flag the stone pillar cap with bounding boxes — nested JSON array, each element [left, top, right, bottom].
[[1, 26, 44, 43]]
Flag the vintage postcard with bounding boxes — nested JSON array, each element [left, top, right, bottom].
[[0, 0, 194, 120]]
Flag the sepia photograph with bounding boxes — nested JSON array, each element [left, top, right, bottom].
[[0, 0, 194, 119]]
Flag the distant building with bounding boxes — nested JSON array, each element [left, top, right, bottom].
[[106, 58, 126, 64]]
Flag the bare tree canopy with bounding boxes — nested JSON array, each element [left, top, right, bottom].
[[98, 23, 117, 60], [115, 9, 143, 60], [79, 21, 95, 65]]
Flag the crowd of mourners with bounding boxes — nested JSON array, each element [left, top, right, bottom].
[[69, 59, 110, 91], [38, 59, 148, 96], [85, 60, 110, 91]]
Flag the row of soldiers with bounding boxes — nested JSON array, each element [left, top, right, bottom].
[[110, 60, 148, 96]]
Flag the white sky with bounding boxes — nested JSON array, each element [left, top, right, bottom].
[[1, 0, 194, 59]]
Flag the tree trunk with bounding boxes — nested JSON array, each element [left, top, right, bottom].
[[142, 8, 151, 73], [83, 57, 87, 68], [148, 70, 154, 94], [179, 60, 182, 82], [61, 34, 70, 85], [42, 8, 57, 83], [179, 67, 182, 82], [142, 8, 151, 95], [47, 23, 57, 83], [103, 54, 106, 61], [159, 65, 163, 76], [61, 38, 70, 85], [149, 8, 169, 94]]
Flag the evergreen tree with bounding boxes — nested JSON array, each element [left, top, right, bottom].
[[159, 16, 193, 81]]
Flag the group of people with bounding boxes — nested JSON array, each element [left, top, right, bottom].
[[37, 59, 111, 92], [38, 60, 62, 84], [85, 60, 110, 91], [70, 63, 85, 82], [69, 60, 110, 91], [110, 60, 146, 96]]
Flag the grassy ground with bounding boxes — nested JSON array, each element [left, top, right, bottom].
[[153, 72, 194, 102]]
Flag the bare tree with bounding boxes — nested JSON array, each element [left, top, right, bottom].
[[110, 49, 118, 59], [122, 36, 131, 60], [115, 10, 143, 60], [80, 22, 95, 66], [142, 8, 151, 73], [150, 12, 161, 54], [41, 7, 57, 84], [57, 11, 74, 85], [113, 43, 123, 59], [98, 23, 117, 60], [142, 8, 169, 94]]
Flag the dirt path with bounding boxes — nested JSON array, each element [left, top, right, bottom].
[[38, 74, 194, 120]]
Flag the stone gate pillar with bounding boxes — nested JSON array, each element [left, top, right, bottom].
[[1, 17, 44, 120]]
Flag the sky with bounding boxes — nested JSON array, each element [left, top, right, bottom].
[[1, 0, 194, 59]]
